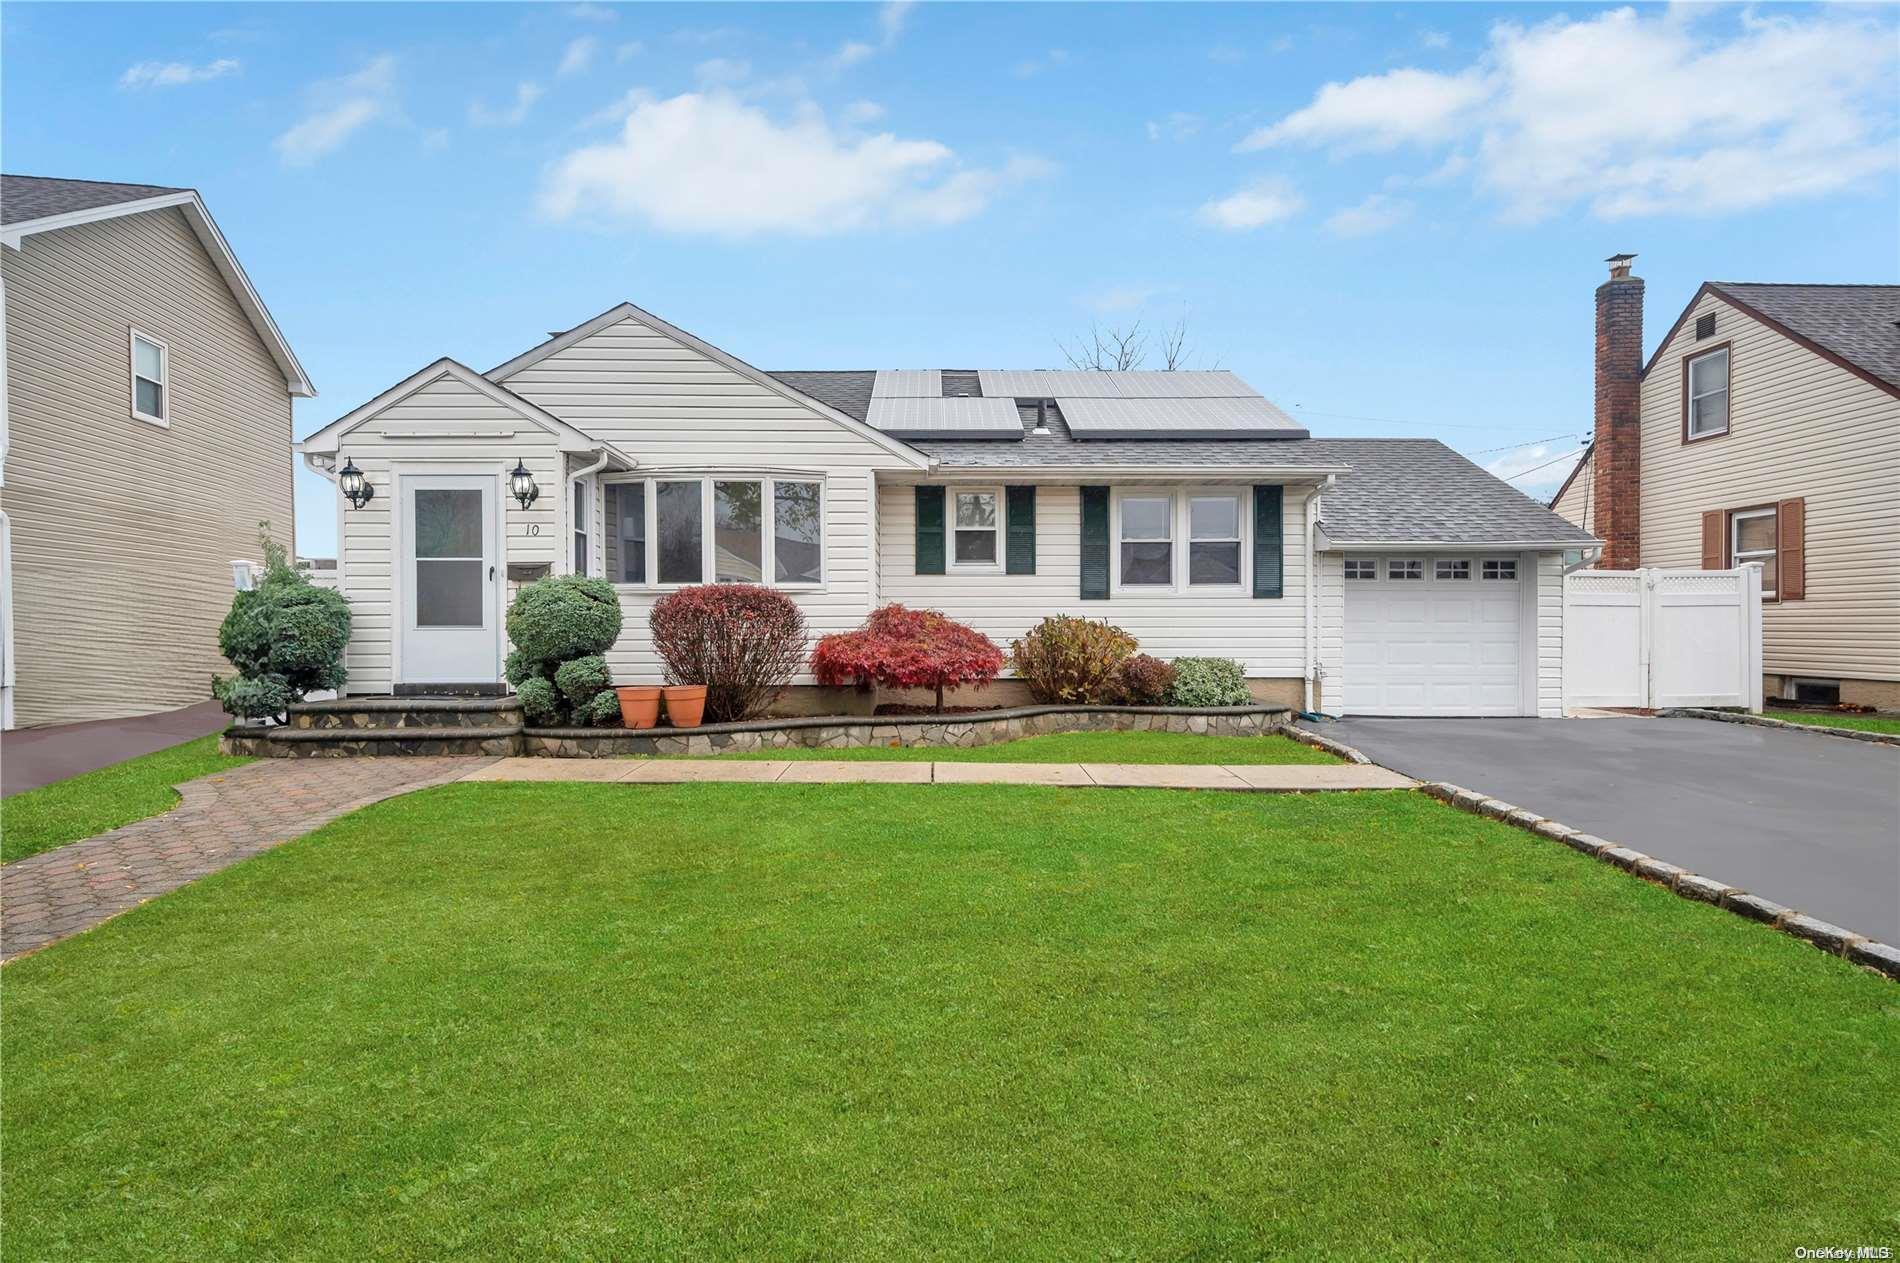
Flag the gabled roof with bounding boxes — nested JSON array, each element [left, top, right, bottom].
[[1310, 439, 1598, 548], [298, 357, 633, 467], [487, 302, 932, 469], [1547, 445, 1593, 510], [1643, 281, 1900, 398], [1, 174, 314, 397]]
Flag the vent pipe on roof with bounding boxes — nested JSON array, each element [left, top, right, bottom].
[[1032, 399, 1050, 435]]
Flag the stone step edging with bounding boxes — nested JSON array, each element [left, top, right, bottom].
[[1418, 780, 1900, 982], [1660, 707, 1900, 747]]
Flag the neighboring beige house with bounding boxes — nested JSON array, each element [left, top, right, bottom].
[[1553, 264, 1900, 709], [0, 176, 313, 728]]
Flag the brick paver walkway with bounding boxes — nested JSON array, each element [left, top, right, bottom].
[[1, 757, 490, 961]]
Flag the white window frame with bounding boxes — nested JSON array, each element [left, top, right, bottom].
[[1344, 558, 1377, 581], [570, 478, 590, 577], [1731, 506, 1777, 598], [600, 473, 826, 592], [1435, 558, 1472, 581], [949, 487, 1004, 573], [1686, 345, 1730, 439], [1481, 558, 1518, 581], [1387, 558, 1424, 581], [129, 327, 169, 427], [1110, 485, 1252, 594], [605, 480, 647, 585], [1186, 492, 1246, 589]]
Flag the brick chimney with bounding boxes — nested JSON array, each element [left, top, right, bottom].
[[1592, 253, 1643, 569]]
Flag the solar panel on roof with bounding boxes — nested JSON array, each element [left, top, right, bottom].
[[1056, 395, 1303, 439], [871, 370, 942, 399], [866, 396, 1024, 440]]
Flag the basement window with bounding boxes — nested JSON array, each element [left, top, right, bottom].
[[1686, 346, 1730, 439]]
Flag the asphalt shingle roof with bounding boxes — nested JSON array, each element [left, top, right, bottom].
[[765, 370, 1593, 546], [1710, 283, 1900, 391], [1, 175, 189, 226]]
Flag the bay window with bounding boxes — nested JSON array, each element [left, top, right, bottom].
[[605, 476, 824, 589]]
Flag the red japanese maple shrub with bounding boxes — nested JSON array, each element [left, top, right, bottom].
[[649, 584, 808, 723], [809, 604, 1005, 712]]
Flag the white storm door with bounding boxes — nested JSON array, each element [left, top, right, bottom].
[[400, 474, 501, 684]]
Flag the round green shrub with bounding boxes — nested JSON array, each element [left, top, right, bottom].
[[213, 526, 351, 719], [1170, 657, 1251, 707], [212, 672, 293, 721], [515, 676, 560, 725], [506, 576, 622, 664], [584, 689, 624, 727], [555, 655, 611, 707], [504, 648, 544, 687]]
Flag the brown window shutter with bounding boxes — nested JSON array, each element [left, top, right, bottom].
[[1777, 498, 1805, 600], [1700, 510, 1724, 570]]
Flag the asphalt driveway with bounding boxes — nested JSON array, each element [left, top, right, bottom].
[[1306, 716, 1900, 943]]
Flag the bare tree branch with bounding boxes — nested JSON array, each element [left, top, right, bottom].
[[1058, 320, 1149, 371]]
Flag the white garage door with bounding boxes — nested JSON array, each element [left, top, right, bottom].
[[1342, 555, 1525, 716]]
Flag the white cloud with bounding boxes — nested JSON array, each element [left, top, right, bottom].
[[559, 35, 598, 76], [539, 91, 1049, 235], [1243, 7, 1899, 220], [694, 57, 751, 87], [1325, 193, 1413, 237], [879, 1, 914, 45], [842, 100, 887, 125], [1197, 178, 1304, 230], [567, 2, 617, 20], [1145, 112, 1201, 143], [827, 0, 914, 73], [1237, 67, 1488, 152], [119, 58, 239, 89], [828, 41, 875, 71], [1420, 30, 1451, 50], [1013, 48, 1069, 79], [615, 41, 644, 62], [1486, 442, 1582, 494], [1086, 283, 1171, 315], [272, 54, 396, 166], [469, 81, 544, 127]]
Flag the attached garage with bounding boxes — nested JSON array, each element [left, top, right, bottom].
[[1340, 554, 1532, 716]]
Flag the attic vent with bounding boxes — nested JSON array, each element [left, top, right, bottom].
[[941, 370, 982, 397], [1695, 313, 1716, 340]]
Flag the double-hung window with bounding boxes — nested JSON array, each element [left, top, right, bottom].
[[1187, 495, 1243, 585], [1118, 494, 1173, 586], [609, 476, 823, 589], [130, 329, 168, 426], [1686, 346, 1730, 439], [1731, 507, 1777, 596], [953, 490, 1000, 567], [571, 482, 590, 576]]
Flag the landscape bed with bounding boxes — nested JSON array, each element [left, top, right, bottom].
[[5, 782, 1893, 1259]]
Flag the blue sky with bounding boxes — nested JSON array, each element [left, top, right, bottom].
[[6, 2, 1896, 556]]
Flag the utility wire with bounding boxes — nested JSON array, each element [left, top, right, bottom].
[[1501, 446, 1588, 482], [1460, 432, 1580, 456], [1290, 404, 1530, 433]]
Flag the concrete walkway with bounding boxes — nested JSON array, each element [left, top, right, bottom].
[[460, 758, 1415, 792], [2, 700, 228, 795]]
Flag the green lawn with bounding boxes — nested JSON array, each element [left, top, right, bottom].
[[1, 735, 251, 864], [671, 729, 1339, 764], [5, 783, 1893, 1259], [1767, 710, 1900, 735]]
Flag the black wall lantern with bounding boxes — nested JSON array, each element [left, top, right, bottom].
[[337, 455, 374, 509], [509, 458, 540, 510]]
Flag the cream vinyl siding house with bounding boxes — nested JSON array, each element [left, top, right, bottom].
[[302, 300, 1594, 717], [0, 177, 312, 728], [1555, 278, 1900, 708]]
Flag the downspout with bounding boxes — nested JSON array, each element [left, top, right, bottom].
[[1303, 479, 1327, 713], [567, 448, 614, 576]]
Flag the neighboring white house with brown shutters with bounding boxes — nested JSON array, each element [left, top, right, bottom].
[[299, 299, 1595, 717], [1552, 266, 1900, 709], [0, 176, 313, 729]]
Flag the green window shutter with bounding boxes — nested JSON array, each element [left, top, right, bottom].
[[1253, 485, 1284, 599], [915, 486, 945, 574], [1080, 485, 1110, 599], [1005, 485, 1036, 574]]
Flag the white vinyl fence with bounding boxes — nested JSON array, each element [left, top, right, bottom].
[[1563, 567, 1763, 712]]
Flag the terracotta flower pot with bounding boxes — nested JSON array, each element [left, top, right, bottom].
[[663, 685, 708, 729], [616, 685, 663, 730]]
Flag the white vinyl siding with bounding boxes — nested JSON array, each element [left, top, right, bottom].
[[1638, 290, 1900, 683], [1, 206, 294, 725], [494, 314, 917, 685], [880, 481, 1313, 680]]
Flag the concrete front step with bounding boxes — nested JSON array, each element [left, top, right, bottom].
[[286, 696, 524, 732]]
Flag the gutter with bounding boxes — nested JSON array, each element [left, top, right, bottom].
[[908, 464, 1353, 481]]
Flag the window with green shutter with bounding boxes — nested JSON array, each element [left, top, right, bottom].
[[1252, 485, 1284, 598], [1080, 485, 1110, 599], [1005, 486, 1036, 574], [915, 486, 945, 574]]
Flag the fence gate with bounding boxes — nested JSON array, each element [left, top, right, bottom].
[[1562, 567, 1763, 712]]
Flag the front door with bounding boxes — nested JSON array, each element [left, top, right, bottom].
[[400, 474, 500, 685]]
